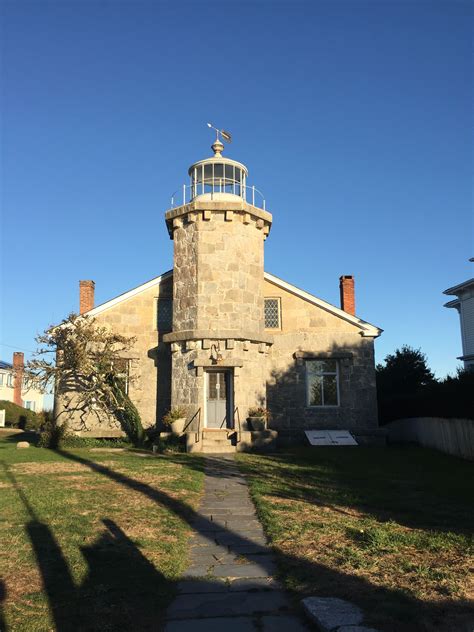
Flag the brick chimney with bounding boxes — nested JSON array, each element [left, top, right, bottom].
[[12, 352, 24, 406], [339, 275, 355, 316], [79, 280, 95, 314]]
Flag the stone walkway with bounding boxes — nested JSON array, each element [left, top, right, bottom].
[[164, 455, 310, 631]]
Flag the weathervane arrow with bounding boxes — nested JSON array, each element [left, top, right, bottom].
[[207, 123, 232, 143]]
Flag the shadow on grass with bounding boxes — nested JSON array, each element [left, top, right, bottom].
[[3, 463, 172, 632], [236, 446, 474, 535], [2, 449, 473, 632], [56, 449, 473, 632], [0, 430, 39, 445]]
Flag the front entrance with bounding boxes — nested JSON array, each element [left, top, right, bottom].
[[205, 370, 233, 428]]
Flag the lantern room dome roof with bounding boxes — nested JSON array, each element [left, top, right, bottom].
[[188, 139, 248, 177]]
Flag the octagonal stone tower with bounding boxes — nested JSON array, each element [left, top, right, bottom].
[[163, 138, 273, 441]]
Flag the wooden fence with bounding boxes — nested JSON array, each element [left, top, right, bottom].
[[386, 417, 474, 461]]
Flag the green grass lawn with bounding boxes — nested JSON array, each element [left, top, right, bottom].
[[237, 446, 474, 632], [0, 429, 204, 632]]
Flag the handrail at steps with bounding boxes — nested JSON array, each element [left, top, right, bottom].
[[184, 408, 201, 443], [234, 406, 241, 444]]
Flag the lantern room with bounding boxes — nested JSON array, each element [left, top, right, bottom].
[[189, 138, 248, 199], [170, 136, 265, 209]]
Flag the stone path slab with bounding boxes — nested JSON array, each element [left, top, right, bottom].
[[163, 454, 309, 631]]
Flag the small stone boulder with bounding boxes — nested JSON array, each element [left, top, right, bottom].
[[302, 596, 364, 631], [16, 441, 30, 449]]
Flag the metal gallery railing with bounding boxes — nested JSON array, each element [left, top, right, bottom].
[[170, 180, 266, 210]]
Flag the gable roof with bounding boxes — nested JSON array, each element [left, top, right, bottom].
[[84, 269, 382, 338], [264, 272, 381, 337], [0, 361, 13, 370]]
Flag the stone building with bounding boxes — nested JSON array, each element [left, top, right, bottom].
[[56, 137, 382, 450]]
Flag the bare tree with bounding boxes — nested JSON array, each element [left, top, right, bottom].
[[26, 313, 144, 445]]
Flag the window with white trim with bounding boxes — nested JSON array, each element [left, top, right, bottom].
[[24, 401, 35, 411], [0, 373, 4, 386], [156, 298, 173, 331], [306, 359, 339, 407], [112, 359, 130, 395], [6, 374, 13, 387], [264, 298, 281, 329]]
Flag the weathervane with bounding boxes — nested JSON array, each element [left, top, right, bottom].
[[207, 123, 232, 144]]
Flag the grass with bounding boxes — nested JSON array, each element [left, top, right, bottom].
[[0, 428, 204, 631], [237, 446, 474, 632]]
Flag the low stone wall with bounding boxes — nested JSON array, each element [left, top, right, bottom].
[[386, 417, 474, 461]]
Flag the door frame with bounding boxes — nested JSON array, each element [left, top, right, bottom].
[[204, 368, 234, 429]]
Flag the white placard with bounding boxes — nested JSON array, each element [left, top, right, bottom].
[[305, 429, 357, 446]]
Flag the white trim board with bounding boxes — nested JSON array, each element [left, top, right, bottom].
[[80, 269, 381, 337], [264, 272, 381, 337], [84, 271, 173, 318]]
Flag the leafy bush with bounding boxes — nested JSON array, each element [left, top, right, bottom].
[[153, 433, 184, 453], [0, 400, 39, 430], [38, 419, 69, 448], [59, 435, 131, 448]]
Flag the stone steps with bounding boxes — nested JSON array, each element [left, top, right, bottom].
[[200, 429, 236, 453]]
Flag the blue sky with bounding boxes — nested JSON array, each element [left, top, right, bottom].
[[1, 0, 472, 379]]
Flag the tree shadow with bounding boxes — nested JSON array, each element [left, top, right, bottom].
[[0, 430, 39, 445], [3, 463, 171, 632], [0, 580, 7, 632], [2, 449, 472, 631], [49, 449, 472, 632], [236, 446, 474, 535]]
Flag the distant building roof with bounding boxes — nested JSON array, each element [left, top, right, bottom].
[[443, 278, 474, 296]]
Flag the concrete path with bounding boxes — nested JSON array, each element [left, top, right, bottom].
[[164, 455, 310, 631]]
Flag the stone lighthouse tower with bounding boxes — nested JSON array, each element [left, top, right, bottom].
[[163, 132, 273, 449]]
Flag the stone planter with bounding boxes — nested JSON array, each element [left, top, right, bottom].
[[248, 416, 266, 431], [170, 418, 186, 435]]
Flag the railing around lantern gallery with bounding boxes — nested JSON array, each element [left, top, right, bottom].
[[170, 179, 266, 210]]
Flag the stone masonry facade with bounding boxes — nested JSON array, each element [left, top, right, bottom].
[[56, 144, 381, 444]]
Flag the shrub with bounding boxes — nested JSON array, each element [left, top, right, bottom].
[[153, 433, 184, 453], [38, 418, 69, 449], [59, 435, 131, 448], [0, 400, 39, 429]]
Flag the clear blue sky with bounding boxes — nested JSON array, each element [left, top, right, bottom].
[[1, 0, 472, 379]]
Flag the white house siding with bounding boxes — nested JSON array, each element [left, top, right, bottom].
[[461, 296, 474, 358]]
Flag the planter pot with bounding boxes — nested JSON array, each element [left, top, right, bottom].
[[170, 418, 186, 435], [248, 416, 266, 431]]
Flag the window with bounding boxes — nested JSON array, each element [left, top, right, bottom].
[[264, 298, 281, 329], [113, 359, 130, 395], [306, 359, 339, 407], [24, 401, 35, 411], [0, 373, 3, 386], [6, 374, 13, 387], [156, 298, 173, 331]]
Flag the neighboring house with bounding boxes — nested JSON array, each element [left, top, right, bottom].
[[444, 258, 474, 370], [55, 138, 383, 449], [0, 352, 44, 412]]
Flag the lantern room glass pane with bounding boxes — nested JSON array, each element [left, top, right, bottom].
[[203, 164, 213, 184]]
